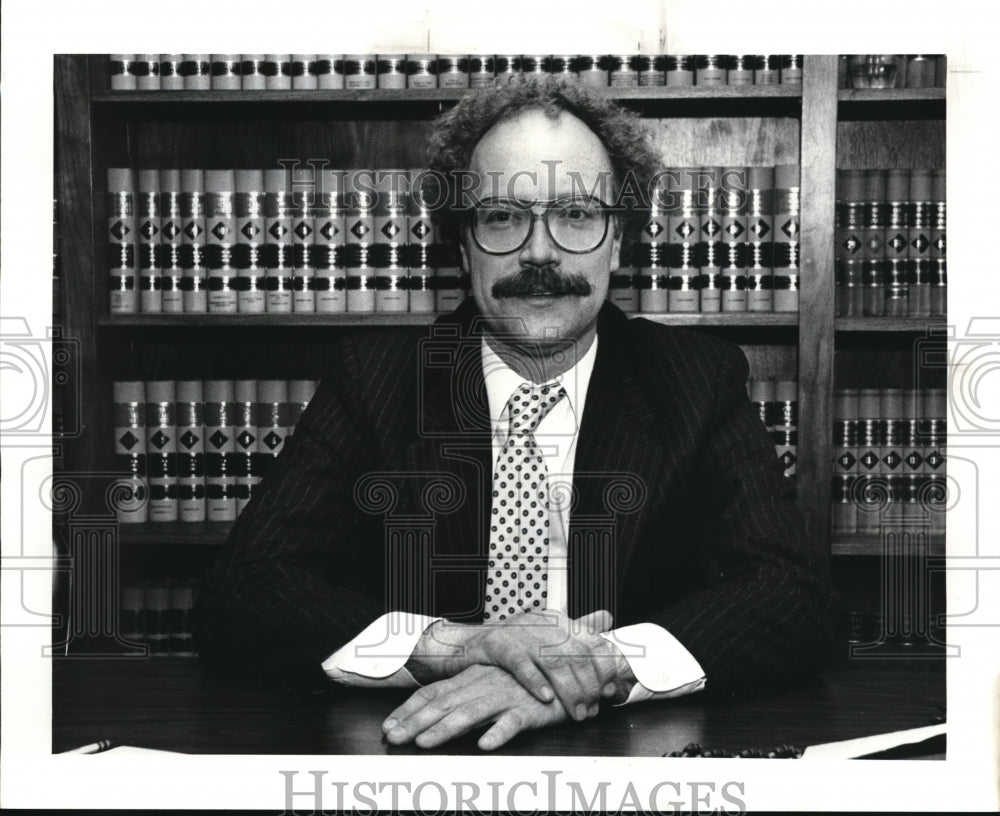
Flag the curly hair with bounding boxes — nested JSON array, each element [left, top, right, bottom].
[[421, 74, 662, 248]]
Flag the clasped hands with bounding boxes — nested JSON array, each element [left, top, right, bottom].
[[383, 609, 633, 751]]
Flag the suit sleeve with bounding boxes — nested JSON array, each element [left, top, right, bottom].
[[194, 337, 389, 683], [643, 343, 838, 693]]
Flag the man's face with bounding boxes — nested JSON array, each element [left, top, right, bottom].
[[460, 109, 621, 351]]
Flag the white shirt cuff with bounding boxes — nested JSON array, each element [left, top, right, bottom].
[[601, 623, 707, 705], [322, 612, 441, 687]]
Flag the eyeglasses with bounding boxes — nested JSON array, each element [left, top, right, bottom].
[[470, 197, 614, 255]]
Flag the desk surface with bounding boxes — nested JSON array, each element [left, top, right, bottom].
[[52, 658, 944, 757]]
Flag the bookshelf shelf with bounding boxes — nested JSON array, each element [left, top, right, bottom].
[[835, 316, 947, 333], [97, 312, 799, 329], [118, 521, 231, 547], [837, 88, 945, 103], [831, 533, 945, 557], [92, 84, 802, 106]]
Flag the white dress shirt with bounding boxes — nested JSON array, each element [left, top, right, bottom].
[[324, 334, 706, 703]]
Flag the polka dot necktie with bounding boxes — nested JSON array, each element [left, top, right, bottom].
[[484, 381, 567, 622]]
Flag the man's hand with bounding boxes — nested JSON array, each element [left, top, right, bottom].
[[406, 609, 624, 720], [383, 664, 576, 751]]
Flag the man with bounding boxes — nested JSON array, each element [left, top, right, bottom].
[[197, 77, 835, 751]]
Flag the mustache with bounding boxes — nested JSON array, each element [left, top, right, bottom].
[[491, 265, 594, 299]]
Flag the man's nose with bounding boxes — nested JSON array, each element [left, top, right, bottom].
[[517, 212, 560, 267]]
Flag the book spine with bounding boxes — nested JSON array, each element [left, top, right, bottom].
[[241, 54, 266, 91], [233, 379, 258, 515], [856, 388, 883, 534], [885, 169, 911, 316], [256, 380, 290, 479], [180, 168, 208, 313], [743, 165, 772, 313], [836, 169, 864, 317], [374, 170, 410, 313], [108, 168, 138, 314], [204, 379, 237, 522], [923, 387, 947, 534], [112, 380, 148, 522], [909, 169, 933, 317], [929, 169, 946, 317], [265, 167, 295, 313], [638, 243, 669, 313], [715, 165, 747, 314], [314, 168, 348, 312], [183, 54, 211, 91], [175, 379, 206, 522], [668, 168, 702, 310], [345, 169, 377, 312], [266, 54, 292, 91], [159, 169, 185, 313], [144, 581, 172, 656], [135, 53, 161, 91], [316, 54, 345, 90], [773, 379, 797, 478], [211, 54, 242, 91], [881, 388, 905, 518], [159, 54, 184, 91], [292, 165, 317, 313], [293, 54, 319, 90], [748, 378, 775, 435], [287, 380, 319, 437], [832, 389, 859, 534], [608, 240, 637, 313], [137, 169, 162, 313], [406, 170, 435, 313], [772, 164, 800, 312], [205, 169, 239, 313], [862, 169, 887, 316], [109, 54, 137, 91], [169, 579, 199, 656], [145, 379, 179, 522], [235, 169, 267, 313]]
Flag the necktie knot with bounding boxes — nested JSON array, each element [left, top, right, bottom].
[[508, 382, 565, 436]]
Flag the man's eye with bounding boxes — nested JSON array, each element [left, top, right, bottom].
[[556, 206, 599, 224], [481, 208, 522, 227]]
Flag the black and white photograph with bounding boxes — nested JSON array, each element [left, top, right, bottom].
[[2, 0, 998, 812]]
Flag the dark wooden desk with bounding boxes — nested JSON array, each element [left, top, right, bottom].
[[52, 658, 944, 756]]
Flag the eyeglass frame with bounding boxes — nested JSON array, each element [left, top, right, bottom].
[[466, 196, 622, 256]]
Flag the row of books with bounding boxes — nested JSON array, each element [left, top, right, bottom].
[[107, 164, 801, 315], [747, 378, 798, 478], [121, 579, 198, 657], [835, 168, 946, 318], [113, 379, 318, 524], [831, 388, 946, 535], [109, 54, 805, 92], [840, 54, 946, 90]]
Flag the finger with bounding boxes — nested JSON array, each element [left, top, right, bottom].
[[574, 609, 613, 635], [536, 656, 589, 720], [413, 703, 491, 749], [505, 655, 555, 703], [478, 707, 528, 751], [383, 683, 440, 734]]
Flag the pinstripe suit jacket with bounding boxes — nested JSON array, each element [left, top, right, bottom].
[[197, 299, 836, 691]]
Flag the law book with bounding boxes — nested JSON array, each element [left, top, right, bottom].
[[908, 169, 933, 317], [232, 379, 258, 515], [204, 379, 237, 523], [241, 54, 267, 91], [374, 170, 409, 313], [137, 169, 162, 313], [211, 54, 242, 91], [836, 169, 864, 317], [637, 243, 669, 314], [145, 380, 178, 523], [159, 169, 185, 313], [832, 389, 859, 534], [922, 387, 946, 534], [264, 167, 295, 313], [205, 169, 239, 313], [293, 54, 319, 90], [144, 580, 172, 656], [407, 168, 436, 314], [929, 169, 946, 317], [715, 165, 747, 314], [748, 378, 775, 435], [855, 388, 883, 534], [175, 379, 206, 522], [180, 168, 208, 313], [315, 54, 345, 90], [183, 54, 211, 91], [684, 166, 719, 314], [313, 168, 347, 313], [772, 164, 800, 312], [880, 388, 906, 516], [168, 579, 198, 656], [109, 54, 137, 91], [742, 165, 772, 313], [135, 54, 161, 91], [112, 380, 148, 523], [287, 380, 319, 436], [235, 169, 267, 313], [256, 380, 290, 479], [344, 169, 377, 312], [266, 54, 292, 91], [755, 55, 781, 85], [608, 240, 638, 313], [108, 168, 138, 314], [667, 168, 702, 311], [884, 169, 911, 317], [861, 169, 887, 316], [773, 379, 797, 478], [159, 54, 184, 91], [292, 165, 317, 313]]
